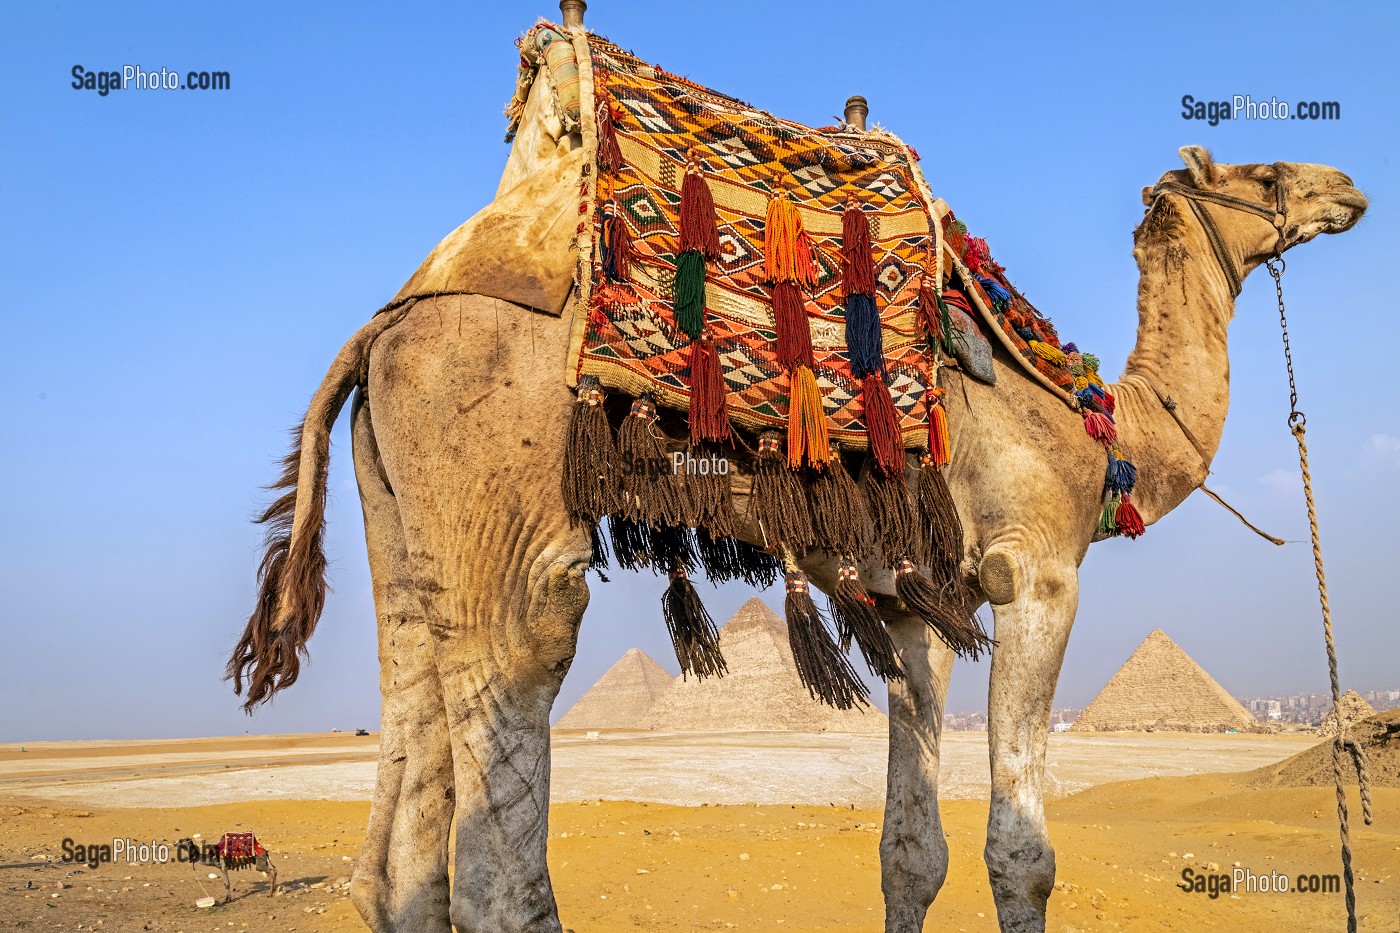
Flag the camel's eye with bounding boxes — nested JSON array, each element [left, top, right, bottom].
[[1260, 177, 1276, 191]]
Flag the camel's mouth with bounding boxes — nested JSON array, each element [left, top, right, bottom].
[[1323, 187, 1368, 233]]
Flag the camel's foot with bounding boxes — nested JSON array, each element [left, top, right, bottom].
[[985, 804, 1055, 933]]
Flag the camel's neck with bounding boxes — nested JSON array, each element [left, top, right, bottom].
[[1111, 211, 1241, 524]]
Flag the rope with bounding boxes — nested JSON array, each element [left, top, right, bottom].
[[1269, 257, 1371, 933]]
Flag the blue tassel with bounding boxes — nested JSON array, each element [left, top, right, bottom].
[[977, 275, 1010, 309], [1016, 326, 1035, 341], [1077, 388, 1109, 414], [845, 292, 883, 378], [1106, 455, 1137, 495]]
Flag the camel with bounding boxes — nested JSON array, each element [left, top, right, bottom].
[[177, 834, 278, 903], [225, 27, 1367, 932]]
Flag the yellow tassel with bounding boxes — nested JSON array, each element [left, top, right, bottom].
[[1073, 375, 1089, 390], [764, 190, 816, 287], [1087, 368, 1105, 388], [929, 403, 951, 467], [1029, 340, 1067, 368], [786, 365, 829, 469]]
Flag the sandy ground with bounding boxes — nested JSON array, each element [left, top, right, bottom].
[[0, 730, 1319, 809], [0, 732, 1395, 932]]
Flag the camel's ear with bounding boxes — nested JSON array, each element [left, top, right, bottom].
[[1178, 145, 1215, 188], [1142, 186, 1155, 206]]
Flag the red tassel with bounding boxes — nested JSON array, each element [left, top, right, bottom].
[[1115, 494, 1145, 538], [862, 374, 904, 479], [917, 281, 941, 342], [928, 393, 951, 467], [841, 196, 876, 299], [1101, 390, 1117, 416], [1083, 411, 1116, 444], [678, 154, 720, 259], [772, 281, 815, 371], [597, 99, 624, 175], [688, 332, 730, 443]]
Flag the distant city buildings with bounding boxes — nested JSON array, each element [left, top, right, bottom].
[[941, 688, 1396, 731]]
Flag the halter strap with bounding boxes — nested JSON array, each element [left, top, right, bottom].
[[1149, 165, 1288, 297]]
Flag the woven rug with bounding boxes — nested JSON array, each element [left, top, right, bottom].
[[555, 31, 946, 450]]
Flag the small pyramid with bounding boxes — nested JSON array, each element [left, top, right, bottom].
[[1318, 690, 1376, 737], [1070, 629, 1262, 733], [556, 648, 675, 730], [645, 597, 886, 733]]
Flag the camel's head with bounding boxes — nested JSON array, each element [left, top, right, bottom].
[[1139, 146, 1367, 271]]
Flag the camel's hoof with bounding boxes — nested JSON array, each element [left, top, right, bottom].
[[979, 548, 1020, 605]]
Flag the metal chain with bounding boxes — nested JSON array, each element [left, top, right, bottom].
[[1268, 256, 1371, 933]]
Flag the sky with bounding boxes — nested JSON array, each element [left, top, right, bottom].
[[1, 2, 1397, 742]]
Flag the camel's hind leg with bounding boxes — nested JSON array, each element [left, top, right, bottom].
[[366, 296, 588, 933], [879, 606, 957, 933], [983, 555, 1078, 933], [348, 394, 455, 932]]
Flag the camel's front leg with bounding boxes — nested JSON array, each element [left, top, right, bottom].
[[424, 547, 587, 933], [880, 606, 957, 933], [982, 552, 1078, 933], [349, 397, 455, 933]]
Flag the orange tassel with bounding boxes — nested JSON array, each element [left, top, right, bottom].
[[764, 188, 816, 287], [928, 396, 951, 468], [786, 365, 830, 470]]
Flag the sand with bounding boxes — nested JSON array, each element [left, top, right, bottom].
[[1, 732, 1395, 932]]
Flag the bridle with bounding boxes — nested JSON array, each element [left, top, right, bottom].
[[1149, 164, 1288, 297]]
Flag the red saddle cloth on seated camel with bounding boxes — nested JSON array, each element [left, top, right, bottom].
[[216, 832, 266, 861]]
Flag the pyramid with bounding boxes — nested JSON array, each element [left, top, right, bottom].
[[556, 648, 675, 730], [1070, 629, 1263, 734], [645, 597, 886, 733], [1318, 690, 1376, 737]]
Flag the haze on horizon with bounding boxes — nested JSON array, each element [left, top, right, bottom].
[[2, 1, 1397, 743]]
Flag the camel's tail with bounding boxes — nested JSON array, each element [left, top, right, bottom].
[[228, 313, 396, 711]]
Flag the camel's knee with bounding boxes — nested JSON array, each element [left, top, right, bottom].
[[978, 546, 1020, 605], [526, 552, 590, 678]]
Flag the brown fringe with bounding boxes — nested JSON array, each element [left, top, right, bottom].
[[916, 455, 964, 594], [862, 464, 922, 571], [894, 559, 992, 660], [785, 571, 868, 709], [831, 563, 902, 680], [561, 376, 618, 524], [662, 567, 727, 679], [607, 515, 654, 572], [695, 529, 782, 589], [617, 394, 688, 528], [682, 441, 736, 538], [747, 431, 815, 554], [861, 374, 905, 479], [808, 444, 870, 561]]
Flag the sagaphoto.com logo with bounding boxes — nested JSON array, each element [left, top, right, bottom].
[[71, 64, 230, 97], [1181, 94, 1340, 126]]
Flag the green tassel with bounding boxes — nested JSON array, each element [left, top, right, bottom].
[[936, 294, 955, 355], [674, 249, 706, 338], [1097, 494, 1120, 536]]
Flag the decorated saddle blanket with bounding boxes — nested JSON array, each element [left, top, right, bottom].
[[509, 22, 1141, 538], [216, 833, 266, 861]]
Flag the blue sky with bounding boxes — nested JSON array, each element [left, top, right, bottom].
[[2, 2, 1396, 741]]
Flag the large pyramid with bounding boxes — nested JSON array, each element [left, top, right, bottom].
[[1070, 629, 1263, 734], [645, 597, 886, 733], [556, 648, 675, 730]]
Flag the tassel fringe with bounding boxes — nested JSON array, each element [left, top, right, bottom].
[[894, 559, 992, 660], [841, 197, 876, 298], [772, 281, 815, 370], [617, 394, 688, 528], [662, 566, 727, 679], [678, 154, 720, 259], [562, 376, 618, 524], [808, 444, 870, 561], [786, 365, 829, 470], [747, 432, 815, 554], [831, 561, 902, 680], [764, 189, 816, 287], [916, 454, 964, 594], [673, 249, 707, 338], [863, 466, 920, 571], [688, 333, 731, 443], [861, 374, 905, 480], [600, 200, 634, 282], [785, 570, 868, 709]]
